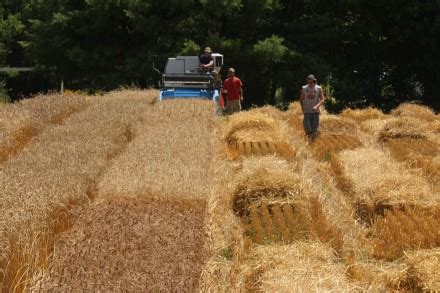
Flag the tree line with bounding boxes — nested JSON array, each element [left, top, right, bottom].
[[1, 0, 439, 111]]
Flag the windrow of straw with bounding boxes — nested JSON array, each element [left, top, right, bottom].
[[223, 111, 288, 144], [402, 248, 440, 291], [346, 249, 440, 291], [285, 102, 304, 133], [249, 105, 286, 121], [202, 109, 302, 291], [345, 259, 408, 291], [211, 107, 353, 290], [359, 117, 397, 137], [383, 137, 439, 188], [379, 116, 431, 140], [0, 90, 158, 291], [223, 109, 294, 160], [377, 112, 439, 189], [231, 165, 305, 217], [390, 103, 437, 122], [338, 147, 437, 213], [319, 115, 359, 135], [341, 107, 385, 122], [235, 242, 361, 291], [0, 93, 87, 163]]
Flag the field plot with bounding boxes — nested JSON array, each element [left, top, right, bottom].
[[35, 197, 207, 291], [0, 90, 214, 291]]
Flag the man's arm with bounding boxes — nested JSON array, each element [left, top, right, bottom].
[[299, 89, 305, 112], [203, 61, 214, 68], [313, 88, 326, 110], [202, 57, 214, 69]]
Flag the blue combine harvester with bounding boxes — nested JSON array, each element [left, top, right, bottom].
[[157, 53, 224, 108]]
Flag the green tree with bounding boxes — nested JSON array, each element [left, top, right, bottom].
[[0, 0, 437, 110], [0, 7, 25, 102]]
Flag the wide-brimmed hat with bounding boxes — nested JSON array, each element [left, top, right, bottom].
[[204, 47, 212, 53], [307, 74, 317, 82], [228, 68, 235, 73]]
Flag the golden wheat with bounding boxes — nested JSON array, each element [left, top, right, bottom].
[[341, 107, 385, 122], [371, 206, 440, 260], [0, 93, 153, 290], [236, 242, 361, 291], [402, 248, 440, 291], [338, 147, 436, 211], [390, 103, 437, 122], [2, 91, 440, 292], [0, 93, 87, 163]]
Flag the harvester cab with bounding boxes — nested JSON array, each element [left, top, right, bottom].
[[157, 53, 223, 105]]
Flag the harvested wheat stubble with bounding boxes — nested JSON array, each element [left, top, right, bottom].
[[35, 197, 208, 291], [370, 206, 440, 261], [307, 115, 363, 160], [0, 93, 87, 163], [236, 242, 361, 291], [391, 103, 437, 122], [243, 198, 343, 252], [341, 107, 385, 122], [312, 133, 362, 160], [0, 91, 157, 291], [226, 139, 295, 161], [337, 147, 437, 218]]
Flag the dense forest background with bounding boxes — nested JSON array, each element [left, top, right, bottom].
[[0, 0, 439, 111]]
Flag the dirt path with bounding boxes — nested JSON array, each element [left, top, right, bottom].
[[36, 197, 207, 291]]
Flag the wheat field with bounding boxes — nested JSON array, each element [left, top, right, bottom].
[[1, 90, 439, 291]]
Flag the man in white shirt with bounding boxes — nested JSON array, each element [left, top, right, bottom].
[[299, 74, 326, 140]]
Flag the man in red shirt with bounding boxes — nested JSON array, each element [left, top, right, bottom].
[[222, 68, 243, 115]]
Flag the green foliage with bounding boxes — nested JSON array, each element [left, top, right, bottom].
[[179, 39, 200, 56], [0, 80, 10, 103], [253, 35, 287, 63], [0, 0, 438, 110]]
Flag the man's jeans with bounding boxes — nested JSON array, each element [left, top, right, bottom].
[[303, 113, 320, 139]]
